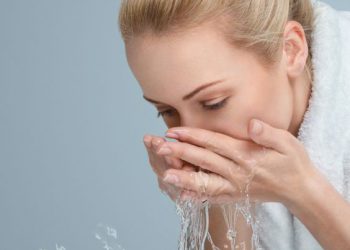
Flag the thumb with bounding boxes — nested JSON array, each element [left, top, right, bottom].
[[248, 118, 290, 154]]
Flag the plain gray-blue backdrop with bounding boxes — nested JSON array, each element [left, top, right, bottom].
[[0, 0, 349, 249]]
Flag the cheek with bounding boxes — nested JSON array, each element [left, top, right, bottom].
[[210, 82, 293, 140], [242, 78, 293, 130], [204, 100, 252, 140]]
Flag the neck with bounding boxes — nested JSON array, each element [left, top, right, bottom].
[[289, 71, 313, 137]]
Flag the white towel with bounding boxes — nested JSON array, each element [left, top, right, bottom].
[[257, 1, 350, 249]]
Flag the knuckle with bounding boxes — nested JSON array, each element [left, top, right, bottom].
[[176, 144, 186, 159], [156, 140, 166, 151], [203, 132, 224, 155], [202, 133, 216, 148]]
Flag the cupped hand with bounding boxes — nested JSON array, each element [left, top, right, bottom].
[[143, 134, 200, 202], [156, 119, 318, 206]]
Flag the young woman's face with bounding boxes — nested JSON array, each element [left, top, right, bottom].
[[125, 23, 299, 141]]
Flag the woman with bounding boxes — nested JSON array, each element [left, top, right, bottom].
[[118, 0, 350, 249]]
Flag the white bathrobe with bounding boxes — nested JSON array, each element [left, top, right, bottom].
[[257, 1, 350, 249]]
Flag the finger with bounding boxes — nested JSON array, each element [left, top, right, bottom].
[[158, 162, 196, 179], [143, 135, 161, 162], [143, 141, 160, 174], [150, 136, 187, 169], [157, 177, 181, 202], [144, 135, 158, 166], [147, 151, 163, 176], [163, 169, 234, 197], [182, 163, 197, 172], [248, 119, 294, 154], [165, 127, 254, 166], [180, 189, 198, 201], [180, 189, 210, 202], [170, 165, 199, 201], [145, 135, 199, 173], [143, 134, 152, 148], [207, 194, 238, 204], [152, 138, 184, 169], [151, 136, 165, 151], [181, 191, 239, 204], [170, 157, 184, 169], [149, 134, 203, 171], [143, 136, 168, 175], [150, 136, 175, 172], [156, 140, 240, 180], [164, 156, 180, 169]]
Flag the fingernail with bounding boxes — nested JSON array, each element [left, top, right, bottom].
[[163, 174, 179, 184], [157, 146, 172, 155], [168, 129, 188, 134], [251, 119, 263, 135], [165, 132, 179, 139]]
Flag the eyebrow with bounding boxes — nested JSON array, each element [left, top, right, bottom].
[[142, 79, 225, 104]]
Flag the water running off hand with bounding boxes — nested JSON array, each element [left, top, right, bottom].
[[175, 147, 267, 250]]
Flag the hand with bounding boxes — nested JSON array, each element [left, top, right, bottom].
[[157, 119, 318, 206], [143, 134, 199, 202]]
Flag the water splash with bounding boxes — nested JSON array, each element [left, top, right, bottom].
[[39, 224, 127, 250], [38, 243, 66, 250], [95, 223, 126, 250], [55, 244, 66, 250], [175, 198, 211, 250], [175, 147, 267, 250], [38, 147, 266, 250], [175, 195, 262, 250]]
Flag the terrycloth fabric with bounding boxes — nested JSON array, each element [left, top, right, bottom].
[[257, 1, 350, 249]]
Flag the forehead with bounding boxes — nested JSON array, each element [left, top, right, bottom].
[[125, 23, 257, 100]]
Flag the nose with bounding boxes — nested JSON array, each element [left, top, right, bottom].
[[179, 112, 205, 129]]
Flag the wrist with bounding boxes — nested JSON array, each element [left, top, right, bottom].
[[281, 166, 350, 249], [282, 166, 328, 214]]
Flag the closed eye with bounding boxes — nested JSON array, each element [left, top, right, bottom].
[[156, 109, 175, 118], [201, 97, 228, 110], [156, 97, 229, 118]]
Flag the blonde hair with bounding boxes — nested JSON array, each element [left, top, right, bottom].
[[118, 0, 314, 82]]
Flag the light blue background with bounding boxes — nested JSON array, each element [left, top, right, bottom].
[[0, 0, 348, 249]]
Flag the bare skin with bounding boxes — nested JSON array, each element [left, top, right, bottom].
[[127, 19, 350, 250]]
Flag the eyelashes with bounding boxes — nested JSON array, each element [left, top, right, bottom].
[[202, 97, 228, 110], [156, 110, 173, 118], [156, 97, 229, 118]]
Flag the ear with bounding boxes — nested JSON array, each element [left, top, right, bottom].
[[282, 21, 309, 79]]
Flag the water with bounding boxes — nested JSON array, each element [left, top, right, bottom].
[[175, 147, 267, 250], [39, 224, 126, 250], [39, 244, 67, 250], [40, 148, 266, 250], [175, 194, 262, 250], [40, 193, 263, 250], [94, 223, 126, 250], [39, 199, 262, 250], [39, 202, 261, 250], [175, 199, 209, 250]]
